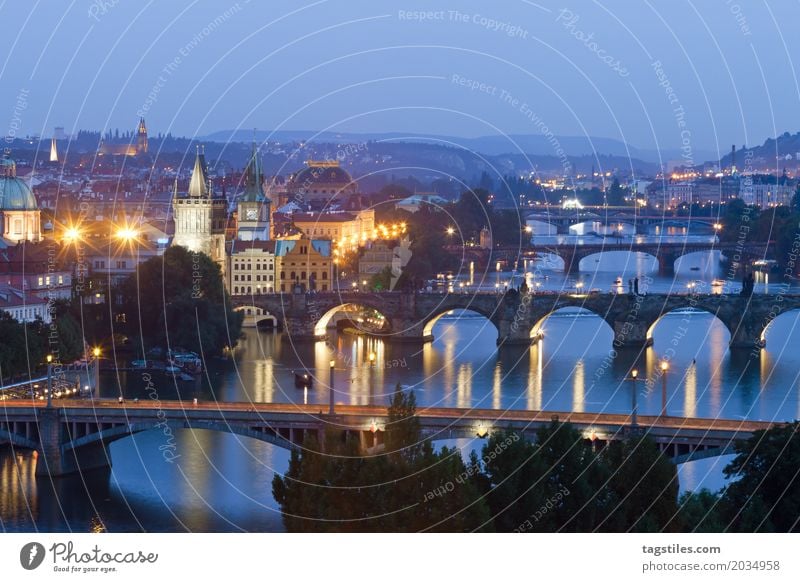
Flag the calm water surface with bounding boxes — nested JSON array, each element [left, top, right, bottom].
[[3, 230, 799, 531]]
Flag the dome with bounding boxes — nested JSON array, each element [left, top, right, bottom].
[[0, 157, 38, 211], [291, 161, 354, 189]]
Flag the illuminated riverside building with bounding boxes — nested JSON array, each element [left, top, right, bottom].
[[291, 209, 375, 245], [227, 240, 276, 296], [275, 236, 332, 293]]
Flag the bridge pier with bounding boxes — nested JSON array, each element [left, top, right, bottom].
[[612, 320, 654, 349], [35, 408, 112, 477]]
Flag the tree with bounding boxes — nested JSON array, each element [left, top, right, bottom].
[[118, 246, 242, 356], [606, 177, 628, 206], [0, 312, 44, 380], [677, 489, 724, 532], [273, 386, 491, 532], [603, 435, 680, 532], [719, 422, 800, 532]]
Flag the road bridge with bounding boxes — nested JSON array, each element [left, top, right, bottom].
[[0, 400, 778, 476]]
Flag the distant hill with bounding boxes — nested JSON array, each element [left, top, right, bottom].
[[202, 129, 711, 165]]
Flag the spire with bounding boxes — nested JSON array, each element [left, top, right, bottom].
[[188, 145, 210, 197], [138, 117, 147, 135], [242, 140, 265, 202], [50, 137, 59, 162]]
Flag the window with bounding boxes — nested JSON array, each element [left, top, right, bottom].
[[269, 275, 273, 282], [322, 284, 328, 291], [322, 272, 328, 280], [301, 272, 306, 280], [38, 277, 44, 286], [58, 275, 63, 284]]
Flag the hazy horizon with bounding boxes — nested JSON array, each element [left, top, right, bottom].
[[3, 1, 799, 160]]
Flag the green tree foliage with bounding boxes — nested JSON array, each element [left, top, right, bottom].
[[721, 422, 800, 532], [677, 489, 725, 532], [604, 435, 681, 532], [0, 312, 43, 380], [118, 246, 242, 355], [606, 177, 628, 206], [272, 386, 491, 532]]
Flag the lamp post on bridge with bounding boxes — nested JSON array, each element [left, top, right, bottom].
[[328, 360, 335, 415], [46, 354, 53, 408], [629, 369, 639, 428], [660, 360, 669, 418]]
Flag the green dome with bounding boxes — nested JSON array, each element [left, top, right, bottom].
[[0, 157, 38, 210]]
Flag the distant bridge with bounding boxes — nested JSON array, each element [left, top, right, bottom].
[[448, 240, 773, 274], [232, 290, 799, 349], [526, 211, 721, 235], [0, 400, 779, 476]]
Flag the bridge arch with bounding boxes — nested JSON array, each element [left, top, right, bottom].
[[0, 428, 39, 450], [530, 305, 615, 341], [646, 306, 733, 346], [760, 308, 800, 345], [313, 303, 392, 337], [234, 305, 279, 328], [422, 305, 500, 341], [578, 249, 659, 273], [63, 421, 300, 453]]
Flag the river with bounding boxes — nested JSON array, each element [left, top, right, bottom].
[[2, 224, 798, 531]]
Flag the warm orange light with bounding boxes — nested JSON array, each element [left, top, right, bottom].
[[115, 227, 138, 241], [660, 361, 668, 372], [93, 347, 101, 358], [631, 369, 638, 379], [63, 226, 82, 243]]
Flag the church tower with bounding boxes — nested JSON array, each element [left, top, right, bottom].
[[172, 147, 227, 272], [136, 117, 148, 155], [236, 142, 271, 241]]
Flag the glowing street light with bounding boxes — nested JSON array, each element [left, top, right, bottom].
[[660, 360, 669, 418], [63, 226, 82, 243], [629, 369, 639, 427], [115, 226, 138, 241], [446, 226, 455, 236]]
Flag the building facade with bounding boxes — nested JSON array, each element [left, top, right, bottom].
[[275, 237, 332, 293], [236, 143, 271, 241], [227, 240, 276, 296], [0, 156, 42, 243], [171, 148, 227, 273]]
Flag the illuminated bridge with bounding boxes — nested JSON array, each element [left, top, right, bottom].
[[0, 400, 780, 476], [233, 290, 800, 349]]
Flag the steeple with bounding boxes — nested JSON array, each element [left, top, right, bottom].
[[49, 137, 59, 162], [242, 141, 265, 202], [136, 117, 148, 154], [188, 145, 210, 198]]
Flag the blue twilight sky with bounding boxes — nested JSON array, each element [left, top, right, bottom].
[[1, 0, 798, 156]]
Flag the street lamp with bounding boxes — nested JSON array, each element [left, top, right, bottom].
[[629, 369, 639, 427], [46, 354, 53, 407], [92, 347, 101, 397], [368, 352, 376, 367], [328, 360, 335, 415], [446, 226, 455, 236], [660, 360, 669, 418], [576, 281, 584, 294]]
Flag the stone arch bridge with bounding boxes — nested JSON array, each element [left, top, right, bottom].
[[233, 290, 800, 349]]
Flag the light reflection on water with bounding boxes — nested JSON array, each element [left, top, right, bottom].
[[4, 248, 800, 531]]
